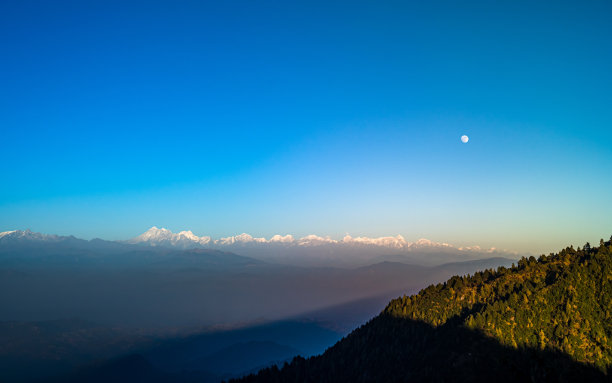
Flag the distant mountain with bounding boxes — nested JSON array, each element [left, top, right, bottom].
[[0, 229, 86, 246], [127, 227, 213, 248], [0, 230, 262, 270], [0, 229, 111, 249], [126, 227, 520, 267], [0, 229, 516, 331], [235, 239, 612, 382], [0, 228, 520, 267], [0, 229, 61, 242]]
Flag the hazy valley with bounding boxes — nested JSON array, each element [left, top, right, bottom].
[[0, 229, 516, 382]]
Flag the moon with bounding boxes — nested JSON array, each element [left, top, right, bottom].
[[461, 135, 469, 143]]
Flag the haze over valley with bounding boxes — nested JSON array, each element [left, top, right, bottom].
[[0, 228, 517, 327], [0, 228, 517, 382]]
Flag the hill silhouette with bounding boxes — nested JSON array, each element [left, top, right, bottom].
[[234, 238, 612, 382]]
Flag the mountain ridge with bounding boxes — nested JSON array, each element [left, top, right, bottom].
[[0, 228, 521, 268]]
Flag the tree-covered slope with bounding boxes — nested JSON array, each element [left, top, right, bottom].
[[234, 238, 612, 382]]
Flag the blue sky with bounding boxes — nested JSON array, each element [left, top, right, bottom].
[[1, 0, 611, 253]]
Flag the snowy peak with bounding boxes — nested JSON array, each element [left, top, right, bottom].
[[128, 226, 211, 249], [135, 226, 173, 241], [297, 235, 337, 246], [411, 238, 452, 248], [0, 230, 18, 238], [269, 234, 294, 243], [177, 230, 199, 241], [341, 234, 408, 248], [217, 233, 267, 246], [0, 229, 63, 242]]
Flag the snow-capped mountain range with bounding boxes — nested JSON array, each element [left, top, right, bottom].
[[0, 227, 516, 267], [0, 226, 497, 252], [126, 226, 458, 250]]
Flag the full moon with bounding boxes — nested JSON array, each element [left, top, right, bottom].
[[461, 135, 469, 143]]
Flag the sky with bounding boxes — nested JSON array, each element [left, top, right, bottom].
[[1, 0, 611, 254]]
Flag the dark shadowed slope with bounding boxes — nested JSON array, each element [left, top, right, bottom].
[[141, 320, 341, 375], [60, 354, 217, 383], [0, 319, 156, 383], [234, 239, 612, 382], [42, 320, 342, 383], [181, 341, 300, 378]]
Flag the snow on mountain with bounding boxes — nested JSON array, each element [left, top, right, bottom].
[[0, 230, 17, 238], [0, 227, 518, 267], [411, 238, 453, 248], [0, 229, 63, 242], [216, 233, 268, 246], [0, 227, 498, 256], [127, 226, 211, 248], [269, 234, 294, 243], [127, 227, 467, 251], [341, 234, 407, 248], [297, 234, 337, 246], [122, 227, 519, 267]]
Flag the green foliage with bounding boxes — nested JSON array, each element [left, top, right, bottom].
[[384, 239, 612, 370]]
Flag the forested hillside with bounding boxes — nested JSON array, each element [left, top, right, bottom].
[[234, 238, 612, 382]]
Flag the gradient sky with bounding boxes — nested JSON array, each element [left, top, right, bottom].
[[1, 0, 611, 254]]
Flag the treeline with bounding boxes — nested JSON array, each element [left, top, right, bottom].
[[232, 238, 612, 382], [385, 238, 612, 370]]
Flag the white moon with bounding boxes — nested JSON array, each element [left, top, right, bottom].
[[461, 135, 469, 143]]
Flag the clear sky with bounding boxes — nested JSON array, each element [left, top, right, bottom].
[[1, 0, 611, 254]]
